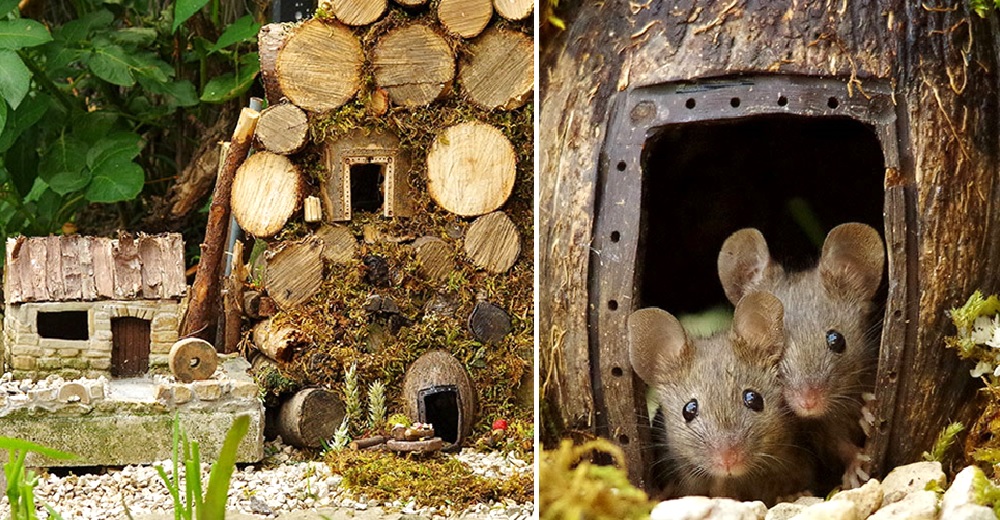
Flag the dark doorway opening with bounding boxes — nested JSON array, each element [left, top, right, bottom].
[[111, 317, 150, 377], [636, 114, 886, 317], [37, 311, 89, 340], [350, 163, 384, 213], [419, 385, 460, 444]]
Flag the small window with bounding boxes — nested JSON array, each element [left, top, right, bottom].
[[37, 310, 89, 341], [350, 163, 385, 213]]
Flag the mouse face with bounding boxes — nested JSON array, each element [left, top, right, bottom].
[[629, 292, 796, 490], [718, 223, 885, 420]]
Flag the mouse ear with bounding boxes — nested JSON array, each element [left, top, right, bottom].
[[732, 292, 785, 365], [627, 308, 692, 384], [718, 228, 777, 305], [819, 223, 885, 301]]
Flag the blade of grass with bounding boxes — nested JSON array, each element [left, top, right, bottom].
[[200, 414, 250, 519], [0, 438, 75, 460], [188, 441, 202, 515]]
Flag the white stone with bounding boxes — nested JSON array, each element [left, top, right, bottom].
[[882, 461, 947, 504], [650, 496, 766, 520], [831, 478, 883, 517], [869, 490, 940, 520], [789, 500, 857, 520], [942, 466, 994, 520], [766, 502, 806, 520]]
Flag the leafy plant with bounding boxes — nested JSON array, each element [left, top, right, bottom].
[[155, 414, 251, 520], [367, 380, 386, 431], [922, 422, 965, 463], [971, 0, 1000, 17], [328, 417, 351, 452], [343, 363, 362, 431], [0, 436, 76, 520], [0, 0, 260, 243]]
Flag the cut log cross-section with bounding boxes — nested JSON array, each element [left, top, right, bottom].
[[258, 23, 291, 105], [231, 152, 303, 238], [426, 121, 516, 216], [464, 210, 520, 273], [255, 103, 309, 155], [493, 0, 532, 20], [276, 19, 363, 113], [438, 0, 493, 38], [460, 28, 533, 110], [277, 388, 346, 448], [265, 238, 324, 310], [252, 317, 308, 362], [414, 236, 455, 281], [373, 24, 455, 108], [326, 0, 387, 25], [315, 225, 357, 264]]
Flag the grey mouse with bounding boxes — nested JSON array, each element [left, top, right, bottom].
[[717, 223, 884, 488], [628, 292, 815, 505]]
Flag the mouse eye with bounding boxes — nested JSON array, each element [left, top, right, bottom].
[[743, 389, 764, 412], [826, 329, 846, 354], [682, 399, 698, 422]]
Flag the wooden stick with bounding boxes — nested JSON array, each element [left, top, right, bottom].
[[182, 107, 260, 341], [219, 240, 245, 354], [349, 435, 388, 450]]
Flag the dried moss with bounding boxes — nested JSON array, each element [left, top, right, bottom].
[[325, 449, 532, 508]]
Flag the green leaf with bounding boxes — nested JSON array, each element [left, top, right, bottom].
[[201, 415, 250, 520], [88, 44, 135, 86], [0, 92, 47, 153], [173, 0, 210, 33], [130, 52, 173, 84], [0, 19, 52, 50], [0, 99, 7, 140], [210, 15, 260, 53], [55, 9, 113, 43], [138, 77, 199, 108], [0, 49, 30, 109], [110, 27, 157, 45], [200, 59, 259, 103], [39, 134, 89, 195], [0, 0, 18, 18], [0, 437, 75, 460], [85, 151, 143, 202], [86, 133, 142, 169], [71, 110, 119, 144]]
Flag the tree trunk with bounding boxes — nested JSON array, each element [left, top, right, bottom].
[[372, 24, 455, 108], [231, 152, 303, 238], [277, 388, 346, 448], [426, 121, 516, 217], [459, 28, 532, 110], [437, 0, 492, 38], [264, 238, 324, 310], [463, 211, 520, 273], [275, 19, 363, 113], [255, 103, 309, 155]]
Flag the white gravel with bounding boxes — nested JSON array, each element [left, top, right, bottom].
[[7, 441, 533, 520]]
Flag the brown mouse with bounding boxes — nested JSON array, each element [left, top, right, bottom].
[[628, 292, 815, 505], [717, 223, 884, 487]]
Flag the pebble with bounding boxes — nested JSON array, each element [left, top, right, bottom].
[[790, 500, 858, 520], [941, 466, 994, 520], [868, 490, 939, 520], [831, 478, 883, 517], [650, 496, 766, 520], [881, 461, 946, 505]]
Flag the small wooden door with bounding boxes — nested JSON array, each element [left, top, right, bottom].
[[111, 317, 150, 377]]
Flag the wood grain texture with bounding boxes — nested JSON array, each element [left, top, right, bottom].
[[232, 152, 303, 238], [464, 211, 520, 273], [112, 233, 142, 300], [315, 225, 356, 264], [265, 238, 324, 310], [255, 103, 309, 155], [138, 235, 163, 299], [373, 24, 455, 108], [426, 121, 516, 216], [492, 0, 531, 21], [258, 23, 291, 105], [277, 388, 346, 448], [459, 28, 532, 110], [252, 317, 306, 362], [414, 236, 455, 282], [324, 0, 387, 25], [437, 0, 492, 38], [276, 19, 363, 113]]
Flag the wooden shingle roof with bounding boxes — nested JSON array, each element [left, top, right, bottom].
[[4, 233, 186, 304]]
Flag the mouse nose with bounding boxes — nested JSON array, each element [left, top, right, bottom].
[[714, 445, 747, 476], [788, 385, 827, 417]]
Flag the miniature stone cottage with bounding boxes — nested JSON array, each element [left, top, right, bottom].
[[3, 233, 185, 380]]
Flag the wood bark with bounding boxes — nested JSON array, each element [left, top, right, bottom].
[[325, 0, 387, 26], [315, 224, 356, 264], [426, 121, 516, 217], [437, 0, 492, 38], [276, 19, 363, 113], [243, 290, 277, 320], [394, 0, 426, 6], [252, 317, 306, 362], [255, 103, 309, 155], [414, 236, 454, 281], [264, 238, 324, 310], [463, 211, 520, 273], [182, 107, 258, 341], [459, 28, 532, 110], [350, 436, 388, 450], [167, 109, 236, 219], [231, 152, 303, 238], [492, 0, 531, 21], [258, 23, 291, 105], [277, 388, 346, 448], [367, 88, 390, 116], [373, 24, 455, 108], [219, 240, 245, 354], [304, 196, 322, 223]]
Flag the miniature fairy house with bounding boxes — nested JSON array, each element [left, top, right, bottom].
[[540, 0, 1000, 489], [402, 350, 476, 446], [320, 128, 412, 221], [3, 233, 185, 380]]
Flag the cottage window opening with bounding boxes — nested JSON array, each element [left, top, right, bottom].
[[636, 114, 886, 316], [349, 163, 385, 213], [37, 311, 89, 341]]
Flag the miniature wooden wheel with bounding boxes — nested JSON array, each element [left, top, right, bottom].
[[168, 338, 219, 383]]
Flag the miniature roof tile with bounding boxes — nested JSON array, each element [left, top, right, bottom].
[[4, 233, 187, 304]]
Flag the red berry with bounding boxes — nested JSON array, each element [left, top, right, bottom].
[[492, 419, 508, 430]]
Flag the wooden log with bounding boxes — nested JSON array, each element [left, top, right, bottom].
[[258, 23, 291, 105], [426, 121, 516, 217], [277, 388, 346, 448], [276, 19, 363, 113], [493, 0, 531, 20], [168, 110, 236, 219], [252, 317, 306, 362], [303, 196, 322, 223], [168, 338, 219, 383], [387, 438, 443, 453], [231, 152, 303, 238], [324, 0, 386, 26], [463, 211, 520, 273], [395, 0, 426, 6], [315, 225, 356, 264], [468, 300, 512, 343], [264, 238, 324, 310], [182, 107, 259, 340], [349, 436, 388, 450], [244, 290, 264, 319], [459, 28, 532, 110], [372, 24, 455, 108], [438, 0, 492, 39], [414, 237, 454, 282], [219, 240, 245, 354], [255, 103, 309, 155]]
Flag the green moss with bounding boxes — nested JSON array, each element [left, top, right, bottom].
[[540, 439, 652, 520], [923, 422, 965, 463]]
